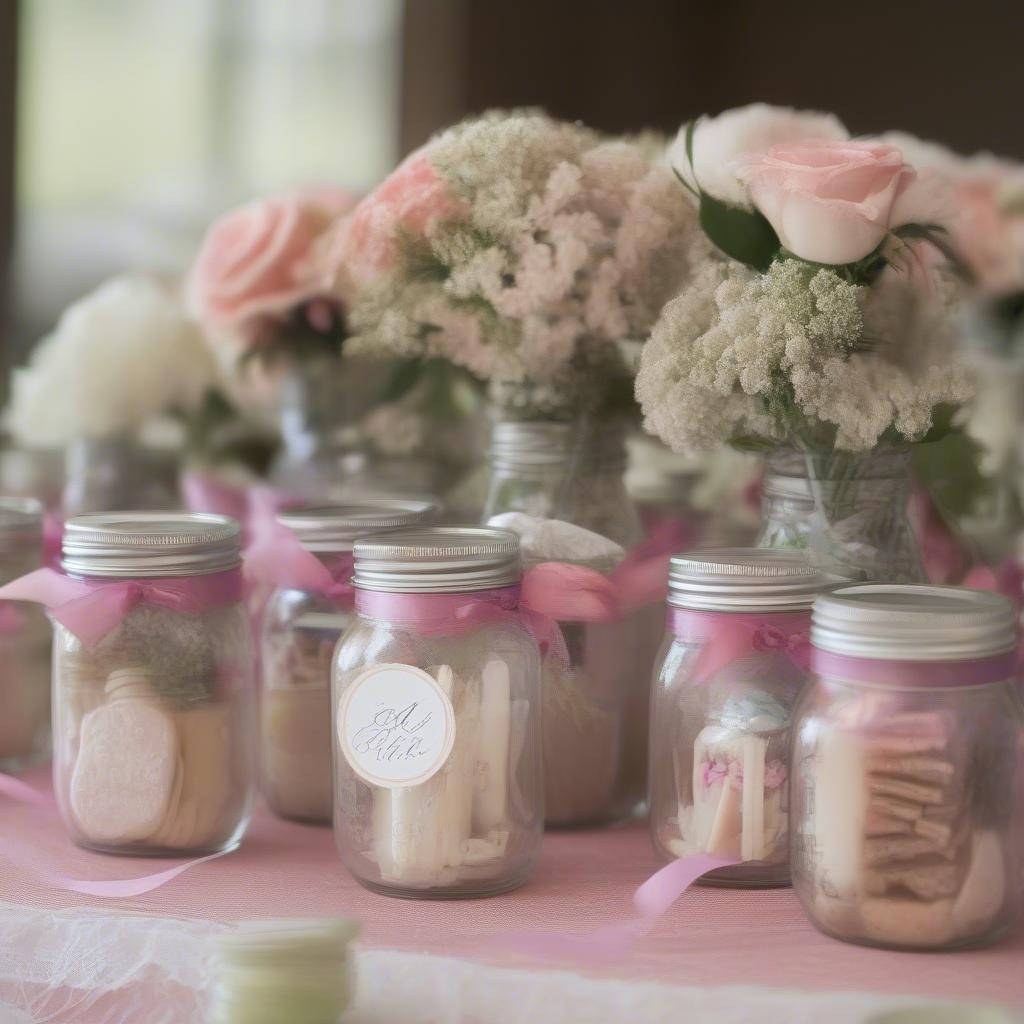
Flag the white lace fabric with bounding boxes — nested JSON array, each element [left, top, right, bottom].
[[0, 901, 960, 1024]]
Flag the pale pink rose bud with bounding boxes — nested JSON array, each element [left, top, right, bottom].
[[737, 141, 945, 266], [190, 186, 355, 339]]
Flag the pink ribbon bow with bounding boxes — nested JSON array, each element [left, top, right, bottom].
[[0, 568, 244, 648], [520, 522, 687, 624], [670, 608, 811, 685], [243, 530, 355, 607]]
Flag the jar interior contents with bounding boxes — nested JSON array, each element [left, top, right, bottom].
[[489, 512, 651, 826], [655, 649, 795, 882], [334, 622, 541, 895], [795, 684, 1019, 949], [0, 605, 51, 767], [262, 605, 345, 823], [55, 605, 254, 854]]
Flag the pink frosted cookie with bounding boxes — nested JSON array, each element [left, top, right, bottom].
[[70, 700, 177, 844]]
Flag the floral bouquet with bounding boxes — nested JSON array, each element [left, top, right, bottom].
[[882, 133, 1024, 573], [337, 110, 698, 422], [635, 104, 974, 579]]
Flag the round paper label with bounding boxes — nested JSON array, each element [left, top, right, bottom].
[[337, 664, 456, 788]]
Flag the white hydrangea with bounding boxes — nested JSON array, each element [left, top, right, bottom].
[[6, 275, 219, 447], [636, 248, 972, 454], [668, 103, 848, 209]]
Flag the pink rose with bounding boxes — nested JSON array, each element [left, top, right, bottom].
[[953, 179, 1024, 292], [332, 146, 462, 290], [190, 186, 355, 336], [738, 141, 941, 265]]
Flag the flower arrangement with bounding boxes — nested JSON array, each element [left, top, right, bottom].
[[339, 110, 698, 420], [189, 185, 357, 369], [6, 275, 219, 447], [637, 104, 971, 457]]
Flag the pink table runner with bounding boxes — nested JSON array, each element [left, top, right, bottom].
[[0, 771, 1020, 1008]]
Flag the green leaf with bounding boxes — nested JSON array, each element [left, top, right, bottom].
[[699, 192, 779, 272]]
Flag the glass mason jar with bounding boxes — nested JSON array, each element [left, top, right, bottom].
[[792, 584, 1023, 950], [759, 448, 925, 583], [52, 513, 255, 855], [62, 436, 181, 517], [0, 499, 51, 769], [483, 419, 657, 827], [332, 527, 543, 898], [649, 549, 842, 887], [270, 355, 390, 502], [260, 499, 436, 824]]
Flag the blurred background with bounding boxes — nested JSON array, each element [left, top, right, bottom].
[[3, 0, 1022, 368]]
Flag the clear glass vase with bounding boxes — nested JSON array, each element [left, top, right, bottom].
[[758, 448, 925, 583], [269, 356, 371, 502], [62, 436, 180, 517], [483, 417, 658, 826]]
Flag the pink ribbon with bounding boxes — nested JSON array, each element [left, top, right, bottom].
[[488, 853, 739, 962], [0, 603, 26, 635], [42, 511, 64, 570], [519, 522, 687, 625], [183, 471, 303, 547], [355, 586, 568, 665], [244, 530, 355, 607], [811, 647, 1018, 689], [0, 568, 243, 648], [0, 773, 232, 897], [669, 608, 811, 685]]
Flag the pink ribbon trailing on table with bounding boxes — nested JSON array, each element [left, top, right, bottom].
[[0, 568, 244, 648], [244, 530, 356, 607], [669, 607, 811, 685], [355, 586, 569, 666], [811, 647, 1019, 689], [488, 853, 739, 963], [0, 772, 232, 897]]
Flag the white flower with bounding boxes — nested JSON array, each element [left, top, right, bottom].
[[6, 275, 219, 447], [636, 244, 971, 454], [668, 103, 848, 209]]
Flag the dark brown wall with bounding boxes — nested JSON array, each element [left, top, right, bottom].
[[403, 0, 1024, 159]]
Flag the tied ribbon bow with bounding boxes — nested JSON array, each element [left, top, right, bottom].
[[520, 519, 691, 624], [669, 608, 811, 685], [0, 568, 244, 648], [243, 529, 355, 607]]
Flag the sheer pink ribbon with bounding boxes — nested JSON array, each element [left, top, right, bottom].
[[0, 568, 244, 648], [670, 607, 811, 684], [487, 853, 740, 962], [355, 586, 568, 666], [0, 773, 232, 897], [244, 531, 355, 608], [182, 471, 302, 547], [811, 647, 1018, 689], [42, 511, 64, 570]]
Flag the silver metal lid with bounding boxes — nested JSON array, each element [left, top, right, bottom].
[[62, 512, 241, 578], [353, 526, 521, 593], [0, 497, 44, 548], [669, 547, 843, 611], [489, 421, 574, 470], [813, 584, 1017, 661], [277, 499, 437, 553]]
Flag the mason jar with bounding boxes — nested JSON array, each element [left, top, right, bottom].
[[260, 500, 436, 823], [484, 418, 657, 827], [0, 499, 51, 769], [649, 549, 843, 886], [51, 513, 255, 855], [792, 584, 1023, 950], [332, 527, 543, 898]]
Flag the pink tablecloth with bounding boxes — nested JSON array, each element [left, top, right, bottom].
[[0, 773, 1020, 1009]]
